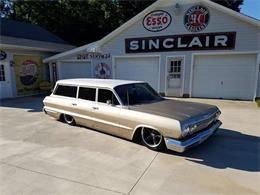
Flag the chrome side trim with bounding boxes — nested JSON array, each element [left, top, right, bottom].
[[43, 108, 58, 114], [165, 120, 222, 153], [43, 106, 132, 130]]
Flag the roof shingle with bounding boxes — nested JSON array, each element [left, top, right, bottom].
[[0, 18, 68, 44]]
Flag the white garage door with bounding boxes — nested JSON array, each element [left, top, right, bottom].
[[192, 54, 257, 100], [59, 61, 92, 80], [114, 57, 159, 91]]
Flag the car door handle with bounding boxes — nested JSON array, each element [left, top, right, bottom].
[[72, 103, 77, 106], [92, 107, 99, 110]]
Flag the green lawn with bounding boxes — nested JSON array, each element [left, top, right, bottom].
[[256, 99, 260, 107]]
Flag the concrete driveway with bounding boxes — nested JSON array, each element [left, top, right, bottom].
[[0, 96, 259, 195]]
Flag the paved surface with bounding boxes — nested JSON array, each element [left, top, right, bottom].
[[0, 96, 259, 195]]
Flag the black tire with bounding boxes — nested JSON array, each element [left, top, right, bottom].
[[63, 114, 76, 126], [140, 127, 165, 151]]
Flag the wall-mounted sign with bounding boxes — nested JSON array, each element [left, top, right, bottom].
[[125, 32, 236, 53], [143, 10, 172, 32], [14, 55, 43, 95], [77, 53, 110, 60], [94, 62, 111, 79], [0, 50, 7, 60], [184, 5, 210, 32], [20, 60, 38, 86]]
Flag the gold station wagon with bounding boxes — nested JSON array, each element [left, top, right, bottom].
[[43, 79, 222, 152]]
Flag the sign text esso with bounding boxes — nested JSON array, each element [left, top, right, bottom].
[[143, 10, 172, 32]]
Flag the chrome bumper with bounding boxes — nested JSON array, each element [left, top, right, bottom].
[[164, 120, 222, 153]]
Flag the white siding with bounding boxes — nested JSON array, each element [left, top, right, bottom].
[[58, 61, 92, 80]]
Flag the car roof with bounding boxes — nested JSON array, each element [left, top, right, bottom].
[[56, 79, 145, 89]]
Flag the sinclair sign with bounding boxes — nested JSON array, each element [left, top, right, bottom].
[[125, 32, 236, 53]]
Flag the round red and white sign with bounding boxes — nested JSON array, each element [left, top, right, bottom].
[[143, 10, 172, 32], [184, 5, 210, 32]]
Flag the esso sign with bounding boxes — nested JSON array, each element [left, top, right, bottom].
[[143, 10, 172, 32]]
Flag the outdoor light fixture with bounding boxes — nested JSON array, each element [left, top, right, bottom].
[[173, 3, 181, 15]]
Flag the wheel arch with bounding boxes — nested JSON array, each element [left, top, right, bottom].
[[131, 124, 163, 141]]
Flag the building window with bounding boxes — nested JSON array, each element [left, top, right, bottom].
[[169, 60, 182, 79], [0, 64, 5, 81]]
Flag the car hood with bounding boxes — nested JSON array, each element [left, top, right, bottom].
[[129, 99, 218, 122]]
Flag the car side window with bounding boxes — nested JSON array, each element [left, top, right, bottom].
[[98, 89, 120, 105], [54, 85, 77, 98], [79, 87, 96, 101]]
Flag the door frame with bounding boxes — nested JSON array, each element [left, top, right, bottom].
[[112, 55, 161, 92], [0, 61, 13, 99], [165, 55, 185, 97], [190, 51, 259, 100]]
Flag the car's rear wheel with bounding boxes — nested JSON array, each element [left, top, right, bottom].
[[63, 114, 75, 125], [141, 127, 165, 151]]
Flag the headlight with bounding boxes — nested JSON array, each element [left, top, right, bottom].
[[215, 110, 221, 121], [182, 124, 197, 137], [182, 127, 190, 137]]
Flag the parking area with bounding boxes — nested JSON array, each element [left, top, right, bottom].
[[0, 96, 259, 195]]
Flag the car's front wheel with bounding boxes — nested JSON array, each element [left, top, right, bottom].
[[141, 127, 165, 151], [63, 114, 75, 125]]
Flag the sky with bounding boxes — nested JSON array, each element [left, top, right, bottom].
[[240, 0, 260, 20]]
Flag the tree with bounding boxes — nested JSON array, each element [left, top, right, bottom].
[[5, 0, 244, 46], [0, 0, 13, 17], [211, 0, 244, 12]]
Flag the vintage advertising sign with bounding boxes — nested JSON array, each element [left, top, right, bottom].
[[77, 52, 110, 60], [13, 55, 43, 95], [184, 5, 210, 32], [125, 32, 236, 53], [143, 10, 172, 32], [0, 50, 7, 60], [94, 62, 111, 79]]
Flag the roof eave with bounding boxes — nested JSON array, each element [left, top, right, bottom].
[[43, 41, 100, 63]]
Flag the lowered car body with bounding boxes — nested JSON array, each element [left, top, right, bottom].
[[43, 79, 222, 152]]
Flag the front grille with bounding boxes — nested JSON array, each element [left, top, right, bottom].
[[193, 114, 217, 132], [180, 121, 218, 141], [182, 110, 220, 136]]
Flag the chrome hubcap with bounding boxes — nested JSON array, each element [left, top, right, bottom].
[[64, 114, 74, 124], [141, 128, 162, 148]]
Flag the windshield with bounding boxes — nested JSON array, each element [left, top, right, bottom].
[[114, 83, 164, 105]]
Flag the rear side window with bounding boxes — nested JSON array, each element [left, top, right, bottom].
[[79, 87, 96, 101], [54, 85, 77, 98], [98, 89, 120, 105]]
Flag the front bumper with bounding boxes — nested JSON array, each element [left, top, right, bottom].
[[164, 120, 222, 153]]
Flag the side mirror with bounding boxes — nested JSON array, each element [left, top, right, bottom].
[[106, 100, 112, 105]]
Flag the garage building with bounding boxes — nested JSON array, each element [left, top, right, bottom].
[[0, 18, 74, 99], [44, 0, 260, 100]]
